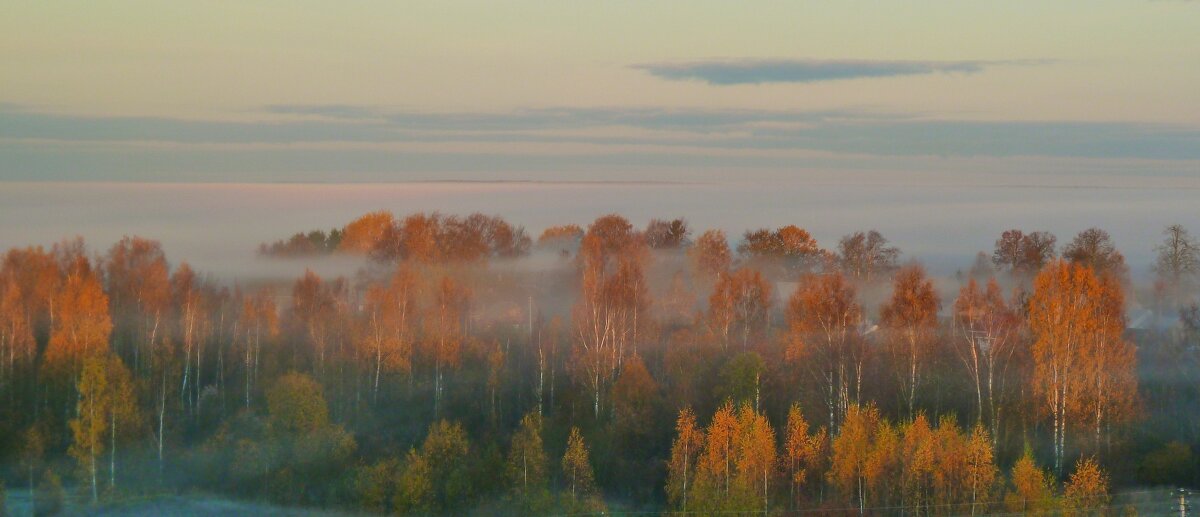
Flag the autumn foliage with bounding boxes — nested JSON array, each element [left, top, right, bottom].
[[1, 216, 1181, 515]]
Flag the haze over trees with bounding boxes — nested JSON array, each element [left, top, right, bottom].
[[0, 213, 1197, 515]]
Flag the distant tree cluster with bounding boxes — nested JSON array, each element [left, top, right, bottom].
[[1, 218, 1197, 515], [258, 229, 343, 257], [257, 211, 531, 261]]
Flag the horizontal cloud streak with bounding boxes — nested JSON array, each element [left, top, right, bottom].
[[3, 104, 1200, 181], [634, 59, 1029, 85]]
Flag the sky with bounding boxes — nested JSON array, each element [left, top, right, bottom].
[[2, 0, 1199, 183]]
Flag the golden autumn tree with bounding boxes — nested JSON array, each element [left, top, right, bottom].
[[0, 246, 59, 400], [561, 427, 596, 500], [694, 401, 738, 508], [70, 355, 108, 503], [1078, 273, 1137, 456], [829, 403, 881, 513], [338, 210, 395, 253], [1061, 457, 1110, 515], [359, 266, 417, 403], [707, 267, 772, 350], [964, 424, 997, 515], [69, 353, 137, 502], [782, 404, 814, 507], [880, 264, 940, 418], [572, 214, 649, 418], [899, 413, 936, 512], [1005, 447, 1056, 515], [785, 271, 864, 430], [1028, 260, 1134, 473], [864, 418, 901, 508], [102, 236, 170, 374], [740, 225, 829, 278], [784, 406, 829, 509], [931, 415, 968, 512], [734, 404, 777, 514], [690, 401, 777, 514], [666, 407, 704, 512], [507, 411, 548, 501], [952, 277, 1019, 436], [398, 212, 444, 263], [689, 229, 732, 284], [43, 254, 112, 401]]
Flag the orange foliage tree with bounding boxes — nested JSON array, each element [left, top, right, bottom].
[[880, 264, 940, 417], [1061, 457, 1110, 515], [785, 271, 865, 430], [707, 267, 772, 350], [43, 254, 112, 400], [781, 403, 828, 509], [0, 246, 60, 398], [571, 215, 649, 418], [359, 266, 417, 403], [1028, 260, 1135, 473], [338, 210, 395, 253], [103, 236, 170, 374], [738, 225, 826, 277], [666, 407, 704, 512], [689, 229, 732, 284], [952, 277, 1019, 436], [290, 270, 349, 377], [1005, 447, 1056, 515], [828, 403, 882, 512]]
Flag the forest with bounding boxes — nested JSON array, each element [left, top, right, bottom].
[[1, 210, 1198, 516]]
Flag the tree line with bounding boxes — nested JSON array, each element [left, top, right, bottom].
[[1, 212, 1198, 515]]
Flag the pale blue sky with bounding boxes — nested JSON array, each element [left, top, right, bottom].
[[2, 0, 1199, 182]]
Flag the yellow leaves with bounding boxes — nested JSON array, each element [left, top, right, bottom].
[[1005, 448, 1055, 515], [687, 402, 777, 513], [338, 210, 395, 253], [507, 411, 547, 496], [1063, 457, 1110, 515], [734, 404, 776, 493], [561, 426, 596, 498], [829, 403, 880, 500], [964, 425, 998, 509], [359, 267, 417, 376], [666, 407, 704, 510], [68, 352, 137, 499]]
